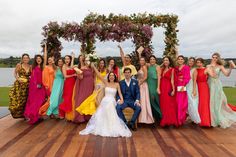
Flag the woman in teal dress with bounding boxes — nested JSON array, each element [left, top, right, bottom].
[[147, 55, 162, 121], [208, 52, 236, 128], [47, 58, 64, 117]]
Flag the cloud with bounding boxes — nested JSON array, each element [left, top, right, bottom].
[[0, 0, 235, 58]]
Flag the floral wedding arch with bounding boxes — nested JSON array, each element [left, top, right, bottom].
[[41, 12, 179, 62]]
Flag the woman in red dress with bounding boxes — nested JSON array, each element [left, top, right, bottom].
[[159, 56, 178, 127], [195, 58, 214, 127], [107, 58, 120, 80], [59, 55, 76, 119]]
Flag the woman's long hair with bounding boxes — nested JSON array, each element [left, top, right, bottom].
[[32, 55, 44, 70], [108, 58, 117, 71], [78, 54, 85, 69], [21, 53, 30, 64], [98, 58, 106, 72], [212, 52, 224, 65], [107, 72, 118, 82], [161, 56, 174, 68]]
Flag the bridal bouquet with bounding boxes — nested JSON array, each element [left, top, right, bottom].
[[87, 53, 100, 63]]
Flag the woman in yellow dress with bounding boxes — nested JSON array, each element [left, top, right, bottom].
[[118, 45, 137, 80], [9, 53, 31, 118], [76, 59, 107, 115], [95, 59, 107, 105]]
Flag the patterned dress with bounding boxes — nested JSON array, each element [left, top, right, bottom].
[[9, 65, 31, 118]]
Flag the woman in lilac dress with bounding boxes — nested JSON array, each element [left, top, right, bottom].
[[24, 55, 46, 124], [174, 55, 191, 126], [73, 56, 94, 123]]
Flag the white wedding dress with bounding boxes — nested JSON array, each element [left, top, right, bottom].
[[79, 87, 132, 137]]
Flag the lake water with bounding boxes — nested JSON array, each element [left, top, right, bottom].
[[0, 68, 236, 87]]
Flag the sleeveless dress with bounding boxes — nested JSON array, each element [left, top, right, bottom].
[[95, 70, 107, 106], [76, 70, 106, 115], [186, 68, 201, 124], [175, 65, 191, 125], [137, 69, 154, 124], [39, 66, 55, 116], [9, 64, 31, 118], [159, 68, 178, 127], [24, 66, 46, 124], [147, 65, 162, 121], [59, 69, 76, 118], [208, 67, 236, 128], [47, 68, 64, 116], [197, 68, 211, 127], [74, 68, 94, 123], [80, 87, 132, 137]]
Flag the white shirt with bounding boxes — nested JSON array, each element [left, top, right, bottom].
[[125, 79, 131, 87]]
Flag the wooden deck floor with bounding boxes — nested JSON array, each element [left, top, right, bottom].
[[0, 115, 236, 157]]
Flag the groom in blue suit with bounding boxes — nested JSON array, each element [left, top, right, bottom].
[[116, 67, 141, 131]]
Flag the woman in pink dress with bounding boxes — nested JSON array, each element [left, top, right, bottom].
[[174, 55, 191, 126], [73, 56, 94, 123], [159, 56, 178, 127], [24, 55, 46, 124], [138, 57, 154, 124], [59, 55, 76, 119]]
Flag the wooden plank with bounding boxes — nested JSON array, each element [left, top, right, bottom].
[[0, 116, 236, 157]]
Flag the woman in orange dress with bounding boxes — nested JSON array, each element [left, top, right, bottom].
[[38, 44, 56, 116]]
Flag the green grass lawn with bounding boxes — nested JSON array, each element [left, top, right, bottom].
[[223, 87, 236, 105], [0, 87, 11, 106], [0, 87, 235, 106]]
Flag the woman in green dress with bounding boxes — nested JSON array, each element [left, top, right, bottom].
[[147, 55, 162, 121], [9, 53, 31, 118], [208, 52, 236, 128]]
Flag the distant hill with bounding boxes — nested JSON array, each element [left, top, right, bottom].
[[0, 56, 235, 68]]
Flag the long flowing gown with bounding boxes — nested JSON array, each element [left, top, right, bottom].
[[175, 65, 191, 125], [74, 68, 94, 123], [80, 87, 132, 137], [208, 67, 236, 128], [59, 69, 76, 118], [39, 66, 55, 116], [186, 68, 201, 124], [47, 68, 64, 116], [24, 66, 46, 124], [197, 68, 211, 127], [147, 65, 162, 121], [137, 69, 154, 124], [160, 68, 178, 127], [9, 64, 31, 118], [95, 70, 106, 106], [76, 70, 106, 115]]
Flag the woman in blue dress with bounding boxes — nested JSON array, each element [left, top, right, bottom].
[[47, 58, 64, 118]]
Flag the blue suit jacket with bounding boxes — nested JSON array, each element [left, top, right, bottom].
[[117, 79, 140, 102]]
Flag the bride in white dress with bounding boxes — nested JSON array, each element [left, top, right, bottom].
[[79, 64, 132, 137]]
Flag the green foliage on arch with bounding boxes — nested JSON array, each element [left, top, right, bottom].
[[41, 12, 179, 61]]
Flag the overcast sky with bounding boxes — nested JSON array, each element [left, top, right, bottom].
[[0, 0, 236, 58]]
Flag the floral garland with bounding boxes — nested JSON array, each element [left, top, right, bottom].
[[41, 12, 178, 62]]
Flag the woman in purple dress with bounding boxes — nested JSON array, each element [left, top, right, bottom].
[[174, 55, 191, 126], [73, 56, 94, 123], [24, 55, 46, 124]]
